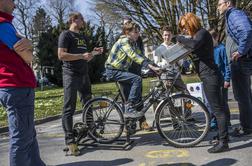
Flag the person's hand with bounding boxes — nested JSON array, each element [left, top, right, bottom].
[[92, 47, 104, 56], [176, 35, 184, 43], [82, 53, 93, 61], [231, 51, 242, 62], [13, 33, 33, 52], [224, 81, 230, 88], [148, 64, 162, 75], [13, 33, 33, 64]]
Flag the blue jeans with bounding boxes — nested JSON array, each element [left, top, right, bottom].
[[231, 57, 252, 130], [0, 88, 45, 166], [106, 69, 142, 104]]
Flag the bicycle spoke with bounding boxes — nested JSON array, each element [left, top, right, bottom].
[[156, 94, 209, 147], [82, 98, 124, 143]]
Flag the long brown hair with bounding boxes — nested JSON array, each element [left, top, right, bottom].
[[178, 13, 202, 36]]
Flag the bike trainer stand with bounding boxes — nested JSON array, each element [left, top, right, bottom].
[[77, 132, 134, 150]]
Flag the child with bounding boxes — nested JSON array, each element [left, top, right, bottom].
[[209, 29, 231, 130]]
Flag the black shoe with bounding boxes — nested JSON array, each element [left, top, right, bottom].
[[208, 142, 229, 153], [230, 127, 252, 137]]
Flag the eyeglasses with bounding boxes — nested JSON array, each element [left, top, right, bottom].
[[217, 1, 227, 7]]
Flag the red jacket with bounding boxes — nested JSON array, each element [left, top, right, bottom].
[[0, 11, 36, 88]]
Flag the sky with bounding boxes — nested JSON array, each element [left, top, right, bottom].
[[74, 0, 96, 23]]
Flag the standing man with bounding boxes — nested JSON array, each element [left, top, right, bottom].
[[153, 26, 191, 127], [0, 0, 46, 166], [218, 0, 252, 136], [58, 12, 103, 155], [153, 26, 189, 94]]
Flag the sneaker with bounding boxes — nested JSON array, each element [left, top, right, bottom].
[[139, 120, 153, 131], [124, 103, 144, 118], [230, 127, 252, 137], [68, 143, 80, 156], [208, 141, 229, 153]]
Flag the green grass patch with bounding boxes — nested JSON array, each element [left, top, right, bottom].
[[0, 74, 200, 127]]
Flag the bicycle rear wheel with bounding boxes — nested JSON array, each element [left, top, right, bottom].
[[155, 94, 210, 148], [82, 97, 124, 144]]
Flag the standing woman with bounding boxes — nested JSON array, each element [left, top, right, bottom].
[[176, 13, 229, 153]]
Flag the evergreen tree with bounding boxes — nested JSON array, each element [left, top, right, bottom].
[[36, 26, 63, 86], [32, 7, 52, 38]]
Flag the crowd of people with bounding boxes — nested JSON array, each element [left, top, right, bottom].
[[0, 0, 252, 165]]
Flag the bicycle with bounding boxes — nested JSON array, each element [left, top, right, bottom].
[[77, 68, 210, 148]]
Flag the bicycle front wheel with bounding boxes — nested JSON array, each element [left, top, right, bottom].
[[155, 94, 210, 148], [82, 97, 124, 144]]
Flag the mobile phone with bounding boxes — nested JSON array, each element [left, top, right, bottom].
[[91, 50, 100, 56]]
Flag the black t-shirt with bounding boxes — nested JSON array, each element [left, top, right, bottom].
[[58, 30, 88, 74]]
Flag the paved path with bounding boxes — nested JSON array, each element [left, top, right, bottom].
[[1, 111, 252, 166], [1, 85, 252, 166]]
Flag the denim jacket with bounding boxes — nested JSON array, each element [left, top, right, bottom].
[[225, 7, 252, 57]]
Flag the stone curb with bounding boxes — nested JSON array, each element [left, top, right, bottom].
[[0, 110, 82, 134]]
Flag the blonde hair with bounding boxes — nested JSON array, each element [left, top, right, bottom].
[[178, 13, 202, 36], [123, 22, 140, 35]]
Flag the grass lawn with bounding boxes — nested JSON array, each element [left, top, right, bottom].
[[0, 74, 201, 127]]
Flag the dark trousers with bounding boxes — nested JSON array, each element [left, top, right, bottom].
[[170, 75, 189, 94], [231, 58, 252, 130], [221, 87, 231, 126], [62, 69, 92, 145], [201, 74, 228, 141]]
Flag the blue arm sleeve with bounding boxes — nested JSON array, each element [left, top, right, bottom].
[[0, 23, 20, 49], [221, 47, 231, 82]]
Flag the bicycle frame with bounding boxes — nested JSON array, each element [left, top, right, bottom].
[[79, 68, 210, 148], [109, 68, 183, 116]]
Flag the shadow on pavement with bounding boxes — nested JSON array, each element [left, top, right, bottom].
[[202, 158, 237, 166], [157, 163, 196, 166], [135, 130, 211, 148], [230, 140, 252, 151], [156, 158, 237, 166], [54, 158, 133, 166]]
